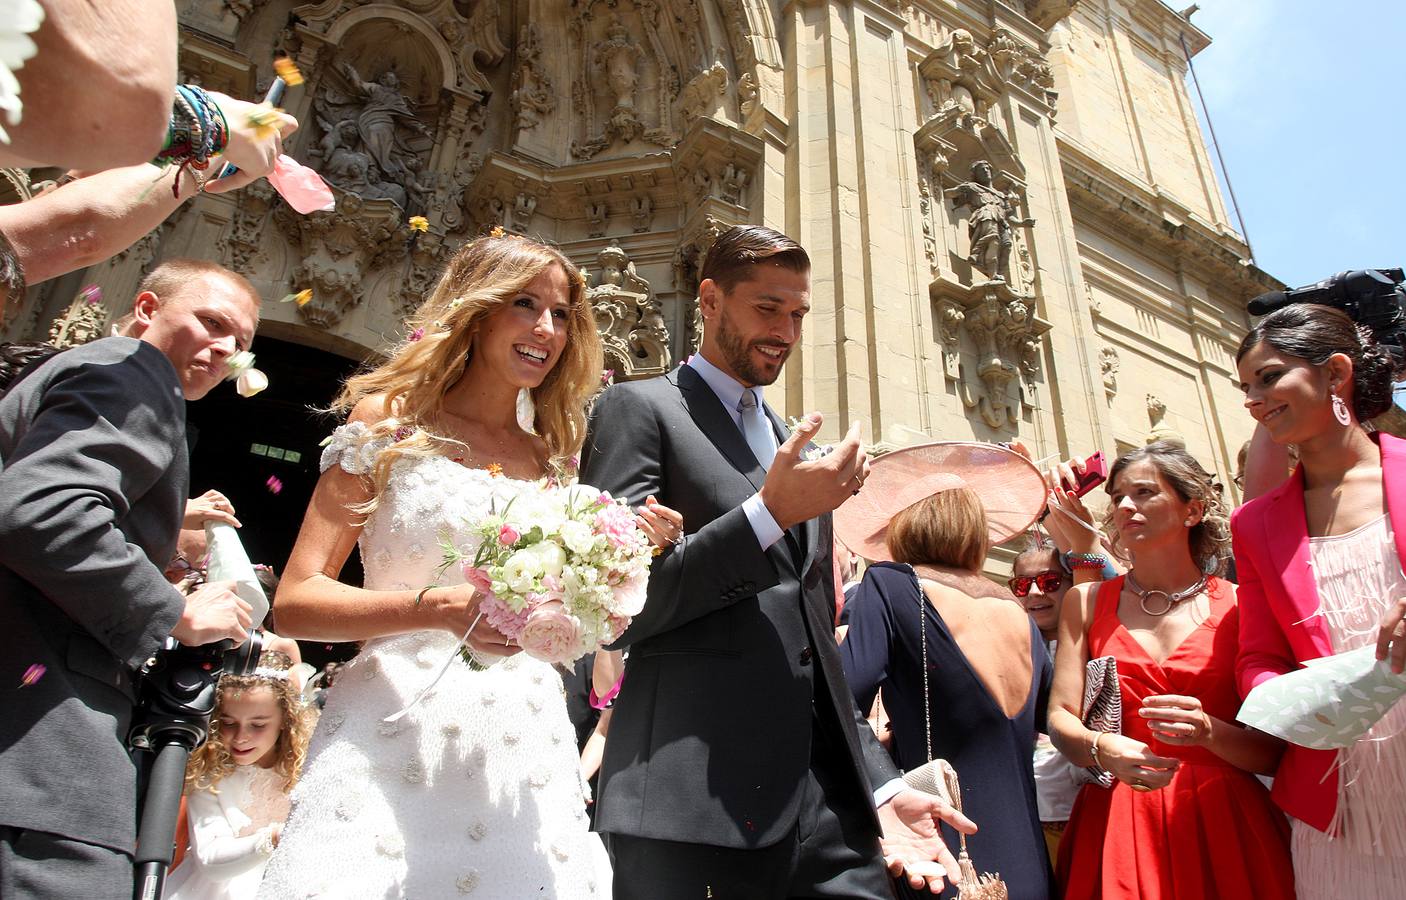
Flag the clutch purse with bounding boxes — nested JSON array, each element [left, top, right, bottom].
[[901, 572, 1008, 899], [1079, 655, 1122, 788]]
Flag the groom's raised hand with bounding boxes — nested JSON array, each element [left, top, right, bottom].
[[759, 413, 871, 531]]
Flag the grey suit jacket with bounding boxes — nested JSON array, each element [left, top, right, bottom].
[[0, 337, 189, 853], [580, 366, 899, 850]]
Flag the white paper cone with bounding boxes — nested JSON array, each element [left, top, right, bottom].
[[204, 522, 269, 626]]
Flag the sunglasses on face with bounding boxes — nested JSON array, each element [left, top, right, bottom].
[[1008, 571, 1064, 597]]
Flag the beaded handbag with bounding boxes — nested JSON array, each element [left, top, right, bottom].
[[900, 577, 1008, 900], [1079, 655, 1122, 788]]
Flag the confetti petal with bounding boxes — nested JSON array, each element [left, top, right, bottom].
[[408, 327, 425, 342], [20, 663, 45, 687], [280, 289, 314, 307], [272, 57, 304, 87], [79, 284, 102, 307], [236, 367, 269, 398], [489, 225, 506, 238], [408, 215, 429, 233], [265, 475, 283, 495]]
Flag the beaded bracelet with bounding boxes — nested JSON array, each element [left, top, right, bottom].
[[155, 84, 229, 195], [1064, 551, 1108, 570]]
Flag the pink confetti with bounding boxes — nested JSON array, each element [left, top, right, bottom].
[[265, 475, 283, 495], [80, 285, 102, 307], [408, 327, 425, 342], [20, 663, 45, 687], [267, 154, 335, 214], [601, 369, 615, 385]]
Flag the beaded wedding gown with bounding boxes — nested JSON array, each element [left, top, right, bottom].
[[257, 424, 608, 899]]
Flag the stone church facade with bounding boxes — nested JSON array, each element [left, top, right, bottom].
[[6, 1, 1277, 520]]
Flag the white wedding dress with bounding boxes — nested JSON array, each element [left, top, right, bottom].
[[257, 424, 609, 899]]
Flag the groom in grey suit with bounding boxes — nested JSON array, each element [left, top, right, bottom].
[[0, 259, 257, 898], [582, 227, 974, 898]]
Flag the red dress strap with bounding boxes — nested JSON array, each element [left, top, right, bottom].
[[1085, 575, 1127, 659]]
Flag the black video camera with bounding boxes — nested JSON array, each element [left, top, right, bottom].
[[129, 632, 265, 752], [1248, 268, 1406, 368], [129, 632, 264, 900]]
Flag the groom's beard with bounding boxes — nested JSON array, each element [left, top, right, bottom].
[[716, 311, 790, 387]]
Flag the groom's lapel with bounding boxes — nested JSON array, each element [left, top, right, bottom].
[[674, 366, 767, 493]]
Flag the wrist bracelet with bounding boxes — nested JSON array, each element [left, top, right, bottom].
[[1065, 551, 1107, 570], [1089, 731, 1105, 769], [415, 586, 433, 606]]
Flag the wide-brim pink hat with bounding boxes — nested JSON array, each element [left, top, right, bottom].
[[833, 441, 1047, 562]]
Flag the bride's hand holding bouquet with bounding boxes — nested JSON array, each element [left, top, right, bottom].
[[444, 484, 681, 666]]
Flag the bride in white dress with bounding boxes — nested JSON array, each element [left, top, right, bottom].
[[256, 233, 681, 899]]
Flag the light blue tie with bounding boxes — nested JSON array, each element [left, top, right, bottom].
[[737, 388, 777, 471]]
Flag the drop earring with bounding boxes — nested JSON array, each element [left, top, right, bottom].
[[516, 387, 536, 433], [1332, 392, 1352, 426]]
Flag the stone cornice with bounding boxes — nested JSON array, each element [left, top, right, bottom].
[[1057, 139, 1282, 298]]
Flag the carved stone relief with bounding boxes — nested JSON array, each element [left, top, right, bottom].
[[1100, 346, 1120, 400], [588, 243, 671, 378], [220, 179, 277, 273], [512, 23, 556, 131], [569, 3, 681, 159], [48, 287, 111, 349], [311, 61, 436, 213], [949, 160, 1035, 283], [678, 61, 730, 126], [1146, 393, 1184, 444], [944, 282, 1051, 430], [274, 191, 406, 328]]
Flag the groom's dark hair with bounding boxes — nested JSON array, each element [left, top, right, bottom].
[[700, 225, 809, 293]]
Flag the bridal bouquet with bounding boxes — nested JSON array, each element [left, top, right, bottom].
[[442, 484, 652, 666]]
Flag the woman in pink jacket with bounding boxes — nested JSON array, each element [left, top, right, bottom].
[[1233, 303, 1406, 896]]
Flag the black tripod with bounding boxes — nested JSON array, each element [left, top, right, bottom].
[[129, 633, 262, 900]]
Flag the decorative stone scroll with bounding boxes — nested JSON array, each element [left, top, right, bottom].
[[588, 243, 671, 378], [274, 190, 406, 328]]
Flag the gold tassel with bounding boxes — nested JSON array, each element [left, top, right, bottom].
[[944, 766, 1009, 900]]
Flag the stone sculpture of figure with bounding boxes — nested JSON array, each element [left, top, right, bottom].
[[402, 157, 437, 215], [314, 118, 359, 164], [334, 62, 429, 185], [950, 160, 1034, 282], [595, 16, 645, 142]]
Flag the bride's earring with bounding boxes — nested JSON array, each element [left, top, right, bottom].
[[1332, 391, 1352, 426], [516, 387, 536, 433]]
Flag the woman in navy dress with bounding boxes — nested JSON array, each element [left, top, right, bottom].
[[836, 442, 1051, 900]]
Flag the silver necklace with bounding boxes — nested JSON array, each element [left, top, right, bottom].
[[1125, 571, 1208, 616]]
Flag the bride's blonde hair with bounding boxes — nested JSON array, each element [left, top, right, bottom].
[[333, 232, 602, 502]]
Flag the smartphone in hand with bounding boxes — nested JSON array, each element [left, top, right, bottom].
[[1065, 451, 1108, 497]]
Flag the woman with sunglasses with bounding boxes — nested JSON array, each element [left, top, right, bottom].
[[835, 442, 1052, 899], [1049, 441, 1293, 900]]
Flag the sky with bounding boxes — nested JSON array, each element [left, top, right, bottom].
[[1181, 0, 1405, 288]]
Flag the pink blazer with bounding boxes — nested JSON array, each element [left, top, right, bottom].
[[1232, 431, 1406, 832]]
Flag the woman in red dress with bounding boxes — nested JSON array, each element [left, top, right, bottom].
[[1049, 442, 1294, 899]]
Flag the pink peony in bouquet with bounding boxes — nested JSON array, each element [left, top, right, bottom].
[[440, 484, 652, 666]]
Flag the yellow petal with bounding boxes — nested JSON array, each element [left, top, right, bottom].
[[273, 57, 304, 87], [236, 368, 269, 398], [408, 216, 429, 233]]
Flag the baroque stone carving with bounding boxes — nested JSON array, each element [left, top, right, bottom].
[[512, 23, 556, 130], [48, 287, 110, 349], [949, 160, 1035, 282], [1100, 346, 1120, 400], [397, 231, 452, 319], [570, 5, 678, 159], [221, 179, 276, 272], [274, 190, 405, 328], [678, 61, 729, 125], [952, 285, 1050, 430], [1146, 393, 1183, 444], [311, 62, 434, 211], [588, 243, 671, 378]]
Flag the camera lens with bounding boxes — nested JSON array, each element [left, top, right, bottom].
[[222, 630, 265, 677]]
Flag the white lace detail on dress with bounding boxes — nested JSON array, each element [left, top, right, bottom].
[[319, 421, 392, 476], [257, 451, 607, 899]]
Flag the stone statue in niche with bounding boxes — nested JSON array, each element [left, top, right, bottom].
[[949, 161, 1034, 282], [312, 62, 433, 211], [598, 17, 646, 144], [587, 243, 671, 378]]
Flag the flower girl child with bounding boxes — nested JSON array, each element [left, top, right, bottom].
[[166, 651, 315, 900]]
